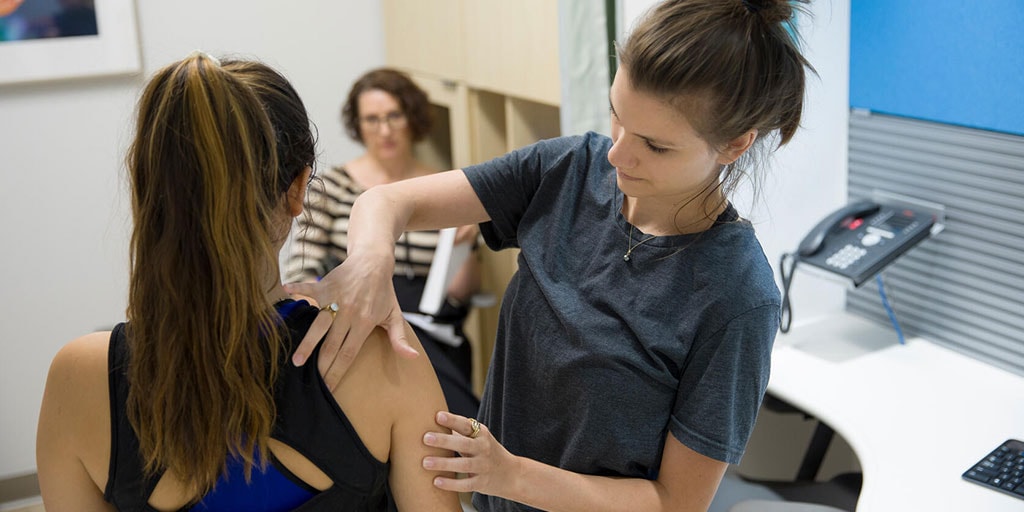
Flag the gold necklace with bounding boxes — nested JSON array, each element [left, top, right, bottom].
[[624, 224, 658, 262]]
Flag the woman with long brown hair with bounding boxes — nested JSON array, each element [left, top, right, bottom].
[[36, 53, 460, 511]]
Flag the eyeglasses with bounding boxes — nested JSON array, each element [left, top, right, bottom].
[[359, 111, 407, 132]]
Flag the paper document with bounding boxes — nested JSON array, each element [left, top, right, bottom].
[[418, 227, 471, 315]]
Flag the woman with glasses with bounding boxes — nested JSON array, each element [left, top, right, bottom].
[[285, 68, 481, 419]]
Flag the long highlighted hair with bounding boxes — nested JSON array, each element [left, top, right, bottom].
[[124, 54, 315, 494]]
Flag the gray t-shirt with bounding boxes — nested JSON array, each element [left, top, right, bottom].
[[464, 133, 780, 511]]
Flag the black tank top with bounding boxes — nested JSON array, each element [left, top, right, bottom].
[[103, 300, 391, 511]]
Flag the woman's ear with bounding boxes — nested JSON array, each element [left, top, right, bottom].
[[716, 129, 758, 165], [286, 167, 312, 217]]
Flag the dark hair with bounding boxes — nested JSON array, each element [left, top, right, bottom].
[[618, 0, 814, 211], [341, 67, 433, 143], [223, 59, 318, 194], [125, 54, 315, 494]]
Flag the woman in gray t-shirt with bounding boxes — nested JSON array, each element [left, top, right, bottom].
[[289, 1, 814, 510]]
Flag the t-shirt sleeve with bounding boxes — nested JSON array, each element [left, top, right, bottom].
[[462, 135, 590, 251], [668, 303, 779, 464]]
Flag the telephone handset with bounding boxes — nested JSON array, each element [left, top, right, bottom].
[[797, 199, 880, 257], [779, 199, 936, 333]]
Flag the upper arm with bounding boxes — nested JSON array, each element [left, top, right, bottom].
[[673, 304, 777, 464], [656, 433, 729, 511], [385, 325, 462, 511], [458, 137, 583, 250], [37, 332, 115, 512]]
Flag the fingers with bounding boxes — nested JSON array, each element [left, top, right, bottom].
[[288, 252, 401, 385], [286, 280, 325, 368], [432, 474, 477, 493], [423, 412, 504, 494], [435, 411, 476, 437], [423, 429, 479, 455], [426, 412, 487, 455], [423, 449, 476, 473], [318, 331, 359, 391], [386, 310, 419, 359], [290, 287, 332, 366], [316, 302, 368, 390]]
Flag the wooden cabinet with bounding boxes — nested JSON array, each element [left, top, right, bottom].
[[382, 0, 560, 105], [462, 0, 561, 105], [406, 73, 471, 170], [382, 0, 562, 394], [382, 0, 465, 81], [460, 90, 560, 393]]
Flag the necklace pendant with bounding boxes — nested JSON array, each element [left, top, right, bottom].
[[623, 253, 630, 262]]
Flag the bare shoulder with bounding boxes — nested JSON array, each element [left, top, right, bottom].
[[327, 325, 417, 461], [37, 331, 114, 510], [362, 324, 443, 404], [328, 321, 448, 445], [43, 332, 112, 418], [42, 330, 112, 438], [339, 324, 443, 416]]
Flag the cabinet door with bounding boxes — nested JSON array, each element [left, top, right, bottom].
[[382, 0, 465, 81], [407, 73, 472, 170], [463, 0, 561, 105]]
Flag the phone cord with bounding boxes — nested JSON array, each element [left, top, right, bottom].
[[778, 252, 798, 333], [876, 274, 906, 345]]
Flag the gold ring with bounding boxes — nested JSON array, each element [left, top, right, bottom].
[[320, 302, 338, 319], [468, 418, 481, 438]]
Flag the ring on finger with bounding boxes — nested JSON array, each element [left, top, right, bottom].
[[468, 418, 481, 438], [320, 302, 339, 320]]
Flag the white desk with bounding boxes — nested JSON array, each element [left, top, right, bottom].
[[769, 313, 1024, 511]]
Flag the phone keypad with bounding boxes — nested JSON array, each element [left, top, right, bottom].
[[825, 244, 867, 270]]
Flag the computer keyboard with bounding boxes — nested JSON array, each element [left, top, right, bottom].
[[962, 439, 1024, 501]]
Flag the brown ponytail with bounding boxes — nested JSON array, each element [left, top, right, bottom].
[[124, 53, 305, 494]]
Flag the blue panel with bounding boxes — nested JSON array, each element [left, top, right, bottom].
[[850, 0, 1024, 136]]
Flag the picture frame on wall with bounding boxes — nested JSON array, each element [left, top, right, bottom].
[[0, 0, 140, 85]]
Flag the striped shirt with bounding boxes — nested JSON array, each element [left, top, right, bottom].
[[285, 166, 442, 283]]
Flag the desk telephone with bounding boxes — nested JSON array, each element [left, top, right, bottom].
[[796, 199, 935, 287], [779, 199, 936, 332]]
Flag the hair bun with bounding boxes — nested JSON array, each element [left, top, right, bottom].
[[741, 0, 800, 25]]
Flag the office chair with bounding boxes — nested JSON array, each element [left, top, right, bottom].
[[710, 392, 863, 512]]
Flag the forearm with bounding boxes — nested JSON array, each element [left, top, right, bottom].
[[347, 170, 489, 262], [500, 456, 675, 512], [491, 437, 724, 512], [346, 185, 407, 260], [429, 416, 724, 511]]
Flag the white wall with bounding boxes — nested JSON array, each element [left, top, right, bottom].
[[0, 0, 384, 479], [751, 0, 851, 326], [618, 0, 851, 324]]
